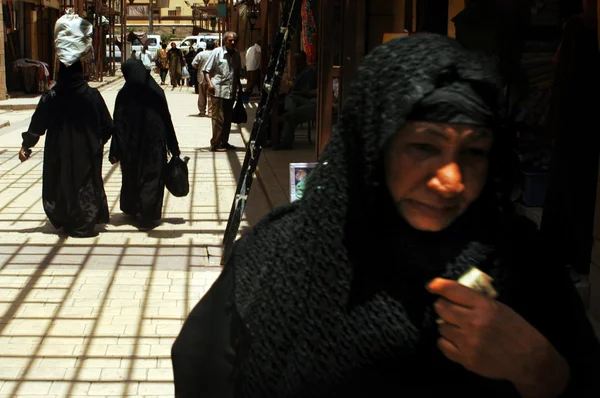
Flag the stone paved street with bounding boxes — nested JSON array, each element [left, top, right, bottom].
[[0, 78, 271, 397]]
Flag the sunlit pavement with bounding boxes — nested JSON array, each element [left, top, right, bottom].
[[0, 77, 270, 397]]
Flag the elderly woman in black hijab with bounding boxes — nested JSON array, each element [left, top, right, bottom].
[[19, 63, 113, 237], [172, 34, 599, 397], [109, 59, 181, 230]]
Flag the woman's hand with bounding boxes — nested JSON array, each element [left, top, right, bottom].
[[428, 278, 570, 397], [18, 147, 30, 162]]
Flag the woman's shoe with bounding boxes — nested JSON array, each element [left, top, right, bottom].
[[138, 219, 160, 232]]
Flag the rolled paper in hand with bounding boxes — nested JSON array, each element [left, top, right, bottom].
[[457, 267, 498, 299], [437, 267, 498, 325]]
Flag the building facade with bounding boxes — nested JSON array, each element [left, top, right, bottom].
[[125, 0, 221, 38]]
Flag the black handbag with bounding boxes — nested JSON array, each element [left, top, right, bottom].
[[232, 100, 247, 124], [165, 156, 190, 197]]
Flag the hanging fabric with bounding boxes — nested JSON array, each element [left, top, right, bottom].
[[301, 0, 317, 66]]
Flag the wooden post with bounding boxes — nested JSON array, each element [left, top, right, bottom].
[[122, 0, 128, 61], [232, 1, 239, 36], [340, 0, 365, 105], [259, 0, 268, 72], [411, 0, 417, 31], [393, 0, 406, 31], [447, 0, 465, 38], [76, 0, 84, 15], [589, 0, 600, 320], [316, 0, 335, 157], [269, 0, 279, 48]]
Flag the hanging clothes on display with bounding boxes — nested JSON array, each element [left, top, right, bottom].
[[10, 59, 51, 94], [541, 12, 600, 275], [301, 0, 317, 66]]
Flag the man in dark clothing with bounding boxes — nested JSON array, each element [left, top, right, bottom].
[[275, 51, 318, 150], [185, 45, 198, 91], [167, 42, 185, 88]]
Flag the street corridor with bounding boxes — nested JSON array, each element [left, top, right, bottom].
[[0, 79, 270, 397]]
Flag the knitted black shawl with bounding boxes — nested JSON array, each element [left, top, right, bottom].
[[230, 34, 519, 396]]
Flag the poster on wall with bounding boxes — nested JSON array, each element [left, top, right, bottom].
[[290, 162, 318, 202]]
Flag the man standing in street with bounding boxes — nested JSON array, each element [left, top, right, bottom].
[[198, 38, 207, 51], [139, 45, 154, 75], [245, 39, 262, 96], [203, 32, 243, 152], [192, 39, 215, 117]]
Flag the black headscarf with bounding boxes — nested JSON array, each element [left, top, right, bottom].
[[229, 34, 511, 396], [53, 61, 88, 95], [121, 58, 166, 101], [113, 59, 177, 162]]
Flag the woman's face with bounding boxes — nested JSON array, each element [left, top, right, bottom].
[[385, 121, 493, 232]]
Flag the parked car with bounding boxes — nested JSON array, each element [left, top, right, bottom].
[[132, 34, 162, 58], [178, 34, 220, 53], [106, 34, 162, 63]]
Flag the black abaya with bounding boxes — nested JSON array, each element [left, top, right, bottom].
[[22, 61, 113, 237], [110, 59, 181, 223]]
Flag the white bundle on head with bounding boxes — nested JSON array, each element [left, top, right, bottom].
[[54, 10, 93, 67]]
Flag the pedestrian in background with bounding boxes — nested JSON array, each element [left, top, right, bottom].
[[185, 45, 198, 91], [139, 45, 153, 75], [192, 39, 215, 117], [167, 42, 184, 89], [157, 43, 169, 85], [245, 39, 262, 96], [203, 32, 242, 152]]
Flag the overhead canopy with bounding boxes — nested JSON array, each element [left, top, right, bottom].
[[11, 0, 61, 9], [42, 0, 61, 9]]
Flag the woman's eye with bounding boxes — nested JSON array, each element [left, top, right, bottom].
[[463, 148, 489, 158], [409, 143, 439, 154]]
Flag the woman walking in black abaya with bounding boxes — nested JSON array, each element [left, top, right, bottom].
[[19, 14, 113, 238], [109, 59, 181, 231]]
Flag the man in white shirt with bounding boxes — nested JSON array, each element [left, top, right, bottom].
[[139, 45, 154, 74], [198, 38, 207, 51], [245, 40, 262, 96], [203, 32, 243, 152], [192, 39, 216, 117]]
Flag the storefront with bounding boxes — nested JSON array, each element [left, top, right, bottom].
[[315, 0, 453, 157], [3, 0, 60, 94]]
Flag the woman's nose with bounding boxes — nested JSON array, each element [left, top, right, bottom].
[[428, 162, 465, 198]]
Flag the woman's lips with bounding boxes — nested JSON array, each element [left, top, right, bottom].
[[406, 199, 459, 217]]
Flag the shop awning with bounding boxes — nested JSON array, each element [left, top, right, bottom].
[[42, 0, 60, 10], [11, 0, 61, 10]]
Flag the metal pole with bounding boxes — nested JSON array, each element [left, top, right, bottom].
[[221, 0, 304, 264]]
